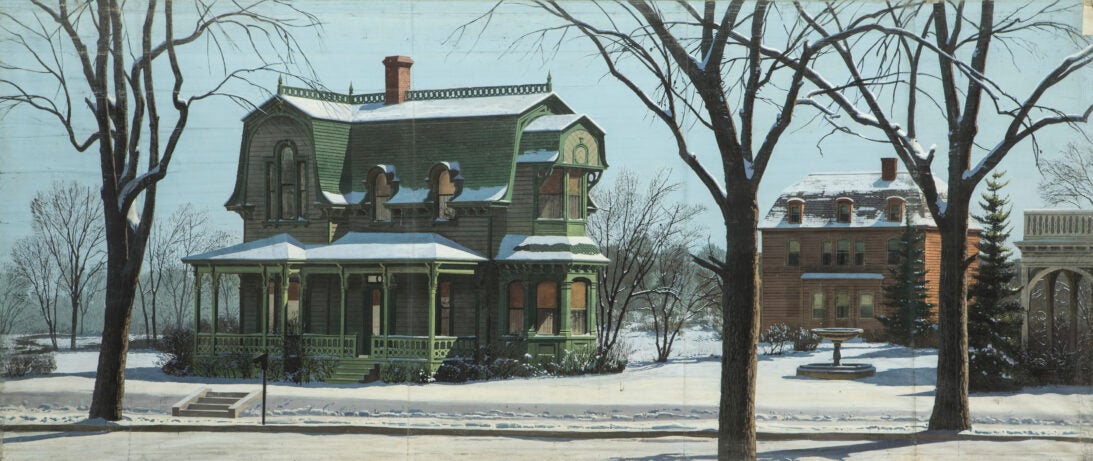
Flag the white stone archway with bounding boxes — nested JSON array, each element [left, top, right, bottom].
[[1015, 210, 1093, 350]]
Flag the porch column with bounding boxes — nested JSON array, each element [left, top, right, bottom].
[[588, 279, 598, 337], [1067, 271, 1081, 351], [192, 268, 202, 357], [1021, 268, 1031, 349], [560, 279, 572, 337], [339, 266, 347, 357], [211, 270, 220, 353], [280, 265, 289, 338], [381, 265, 390, 360], [299, 273, 308, 333], [261, 267, 269, 351], [428, 264, 438, 365], [1046, 271, 1058, 350]]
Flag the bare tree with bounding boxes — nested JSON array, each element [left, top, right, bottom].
[[457, 2, 894, 457], [0, 0, 318, 420], [780, 1, 1092, 430], [29, 182, 105, 350], [10, 237, 61, 350], [78, 270, 106, 335], [0, 270, 30, 338], [1039, 143, 1093, 208], [588, 170, 695, 360], [642, 243, 720, 363]]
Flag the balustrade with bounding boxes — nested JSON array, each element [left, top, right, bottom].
[[1024, 210, 1093, 241]]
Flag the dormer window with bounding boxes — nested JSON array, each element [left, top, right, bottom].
[[836, 198, 853, 224], [368, 167, 395, 222], [538, 170, 563, 219], [538, 168, 588, 221], [787, 199, 804, 224], [267, 141, 306, 221], [429, 165, 457, 221], [886, 197, 905, 222]]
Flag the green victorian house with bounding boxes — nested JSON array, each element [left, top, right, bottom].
[[182, 56, 608, 382]]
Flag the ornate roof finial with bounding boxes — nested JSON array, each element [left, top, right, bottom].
[[277, 75, 283, 95], [348, 82, 354, 95], [546, 72, 553, 92]]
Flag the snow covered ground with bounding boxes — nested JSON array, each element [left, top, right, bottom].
[[1, 329, 1090, 459]]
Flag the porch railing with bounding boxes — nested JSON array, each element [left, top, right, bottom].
[[371, 335, 477, 361], [195, 333, 354, 357]]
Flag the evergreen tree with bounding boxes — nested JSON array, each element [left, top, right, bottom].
[[880, 214, 934, 347], [967, 171, 1023, 391]]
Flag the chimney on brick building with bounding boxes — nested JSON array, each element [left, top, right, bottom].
[[881, 157, 897, 181], [383, 55, 414, 105]]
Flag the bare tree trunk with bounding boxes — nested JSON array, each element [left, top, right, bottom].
[[70, 293, 79, 349], [929, 201, 972, 431], [719, 192, 760, 460], [90, 254, 139, 420]]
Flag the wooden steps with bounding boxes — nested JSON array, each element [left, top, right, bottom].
[[172, 388, 260, 418], [326, 357, 379, 384]]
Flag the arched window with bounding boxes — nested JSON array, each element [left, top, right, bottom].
[[887, 238, 901, 264], [787, 199, 804, 224], [836, 198, 853, 223], [570, 279, 589, 335], [507, 282, 525, 334], [267, 142, 306, 220], [787, 240, 800, 266], [430, 166, 457, 220], [369, 168, 393, 222], [536, 281, 559, 335], [886, 197, 905, 222]]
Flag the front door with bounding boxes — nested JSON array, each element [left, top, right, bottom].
[[360, 286, 383, 355]]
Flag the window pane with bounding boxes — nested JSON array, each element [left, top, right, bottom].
[[508, 282, 525, 334], [297, 162, 307, 216], [537, 281, 558, 335], [836, 291, 850, 319], [570, 280, 588, 335], [888, 202, 902, 222], [435, 170, 455, 219], [267, 163, 276, 219], [837, 239, 849, 265], [788, 204, 802, 224], [821, 241, 832, 265], [811, 292, 825, 320], [859, 292, 874, 318], [280, 146, 297, 219], [837, 202, 852, 223], [887, 239, 900, 264], [373, 174, 391, 221], [855, 241, 865, 265], [787, 240, 800, 266], [538, 171, 563, 219]]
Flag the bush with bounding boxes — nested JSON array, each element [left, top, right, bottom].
[[379, 362, 433, 384], [2, 353, 56, 377], [759, 323, 792, 355], [156, 326, 195, 376], [791, 327, 820, 352]]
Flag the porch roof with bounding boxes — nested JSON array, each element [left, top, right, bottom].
[[495, 234, 608, 264], [182, 232, 486, 264]]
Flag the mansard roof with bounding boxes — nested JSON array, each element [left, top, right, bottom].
[[232, 82, 605, 209], [759, 171, 945, 229]]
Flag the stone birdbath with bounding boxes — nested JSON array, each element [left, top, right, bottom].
[[796, 327, 876, 380]]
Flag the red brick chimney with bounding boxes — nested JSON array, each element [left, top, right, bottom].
[[881, 157, 897, 181], [383, 55, 414, 105]]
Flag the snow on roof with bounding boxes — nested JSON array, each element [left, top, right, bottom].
[[517, 149, 560, 163], [760, 171, 945, 229], [496, 234, 608, 263], [184, 232, 485, 263], [523, 114, 583, 132], [386, 187, 430, 205], [452, 186, 507, 203], [801, 273, 885, 280], [322, 191, 365, 205], [307, 233, 485, 262], [182, 234, 312, 263], [281, 93, 553, 123]]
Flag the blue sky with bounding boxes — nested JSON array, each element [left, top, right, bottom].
[[0, 1, 1089, 258]]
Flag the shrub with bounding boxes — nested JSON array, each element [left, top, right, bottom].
[[759, 323, 792, 355], [791, 327, 820, 352], [156, 326, 194, 376], [2, 353, 56, 377], [379, 362, 432, 384]]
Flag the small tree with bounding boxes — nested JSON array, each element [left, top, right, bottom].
[[880, 216, 934, 347], [642, 243, 719, 363], [588, 170, 695, 363], [968, 171, 1022, 392], [10, 237, 61, 350], [0, 270, 29, 338]]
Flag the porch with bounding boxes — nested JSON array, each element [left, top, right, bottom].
[[193, 333, 477, 362]]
